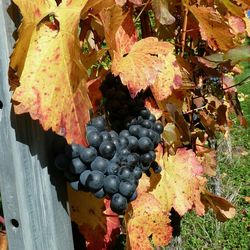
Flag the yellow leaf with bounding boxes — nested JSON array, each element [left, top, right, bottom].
[[10, 0, 57, 77], [10, 0, 92, 145]]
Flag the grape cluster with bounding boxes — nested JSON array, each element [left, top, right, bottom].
[[100, 74, 145, 132], [54, 110, 163, 214]]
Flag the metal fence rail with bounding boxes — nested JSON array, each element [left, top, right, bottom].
[[0, 1, 74, 249]]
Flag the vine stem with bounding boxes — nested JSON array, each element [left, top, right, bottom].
[[134, 0, 150, 23], [181, 1, 189, 57]]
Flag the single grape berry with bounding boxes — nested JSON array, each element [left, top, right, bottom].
[[154, 122, 164, 134], [86, 125, 98, 134], [138, 128, 149, 138], [86, 131, 102, 148], [126, 153, 140, 167], [90, 156, 108, 173], [128, 125, 141, 137], [55, 154, 70, 171], [109, 130, 118, 139], [129, 190, 138, 201], [138, 137, 154, 152], [100, 131, 111, 141], [80, 147, 97, 163], [119, 130, 130, 138], [140, 152, 154, 166], [118, 167, 132, 181], [107, 162, 120, 175], [103, 175, 120, 194], [141, 120, 152, 129], [79, 170, 91, 186], [70, 181, 85, 191], [69, 158, 87, 174], [94, 188, 105, 199], [119, 137, 129, 147], [99, 141, 116, 159], [133, 166, 142, 179], [86, 170, 104, 191], [140, 109, 151, 119], [148, 114, 156, 122], [111, 193, 128, 214], [119, 181, 136, 198], [151, 161, 162, 173], [90, 116, 106, 132], [127, 136, 138, 152]]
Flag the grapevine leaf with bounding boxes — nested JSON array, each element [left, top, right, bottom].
[[68, 187, 120, 250], [126, 194, 173, 250], [10, 0, 92, 146], [151, 148, 206, 216], [201, 191, 236, 222], [189, 5, 235, 51], [144, 97, 163, 119], [115, 0, 143, 6], [150, 51, 184, 101], [152, 0, 175, 25], [112, 37, 172, 97], [10, 0, 57, 77], [219, 0, 245, 17], [100, 5, 128, 54], [162, 123, 182, 148]]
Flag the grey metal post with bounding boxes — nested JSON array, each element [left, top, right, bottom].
[[0, 1, 74, 249]]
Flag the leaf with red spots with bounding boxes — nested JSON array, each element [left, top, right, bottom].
[[112, 37, 173, 97], [68, 187, 120, 250], [10, 0, 92, 146], [126, 193, 173, 250], [150, 148, 207, 217]]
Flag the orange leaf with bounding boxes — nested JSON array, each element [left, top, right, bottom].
[[112, 37, 172, 97], [126, 194, 172, 250], [10, 0, 92, 146], [201, 191, 236, 222], [152, 0, 175, 25], [151, 148, 206, 216], [68, 187, 120, 250], [189, 6, 235, 51]]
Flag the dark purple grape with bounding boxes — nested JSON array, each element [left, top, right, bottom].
[[109, 130, 118, 139], [90, 116, 106, 131], [148, 114, 156, 122], [151, 161, 162, 173], [111, 193, 128, 214], [118, 166, 132, 181], [138, 128, 149, 138], [141, 120, 153, 129], [149, 151, 156, 161], [90, 156, 108, 173], [86, 170, 104, 191], [80, 147, 97, 163], [119, 181, 136, 197], [107, 162, 120, 175], [140, 109, 151, 119], [119, 137, 129, 147], [55, 154, 70, 171], [133, 166, 142, 179], [119, 130, 130, 138], [99, 141, 116, 159], [140, 152, 154, 166], [69, 158, 87, 174], [129, 190, 138, 201], [86, 131, 102, 148], [127, 136, 138, 151], [100, 131, 111, 141], [127, 153, 140, 167], [128, 125, 141, 137], [154, 122, 164, 134], [79, 170, 91, 186], [138, 137, 154, 152], [103, 175, 120, 194], [94, 188, 105, 199], [86, 125, 98, 134]]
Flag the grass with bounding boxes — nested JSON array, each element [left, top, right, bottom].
[[168, 82, 250, 249]]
